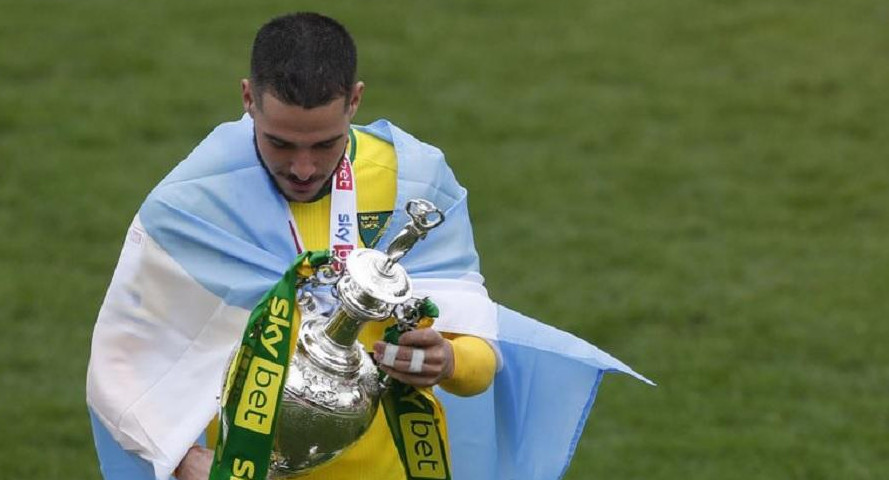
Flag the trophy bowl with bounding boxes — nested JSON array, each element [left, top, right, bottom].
[[270, 308, 382, 476]]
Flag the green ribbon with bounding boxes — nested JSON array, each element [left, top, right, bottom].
[[209, 251, 329, 480], [380, 298, 453, 480]]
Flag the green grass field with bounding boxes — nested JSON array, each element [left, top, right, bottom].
[[2, 0, 887, 478]]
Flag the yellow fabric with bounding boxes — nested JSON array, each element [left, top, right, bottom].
[[208, 129, 496, 479], [440, 335, 497, 397], [286, 129, 403, 479]]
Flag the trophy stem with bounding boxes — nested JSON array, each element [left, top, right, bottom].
[[324, 307, 363, 347]]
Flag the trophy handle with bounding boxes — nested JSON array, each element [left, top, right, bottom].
[[382, 199, 444, 272], [406, 199, 444, 230]]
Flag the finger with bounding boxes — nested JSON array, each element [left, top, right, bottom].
[[373, 342, 407, 364], [384, 343, 454, 382], [378, 364, 437, 388], [408, 348, 425, 373], [375, 342, 400, 368], [385, 359, 448, 377], [373, 342, 447, 366], [397, 328, 444, 348], [373, 343, 417, 367], [387, 351, 455, 378]]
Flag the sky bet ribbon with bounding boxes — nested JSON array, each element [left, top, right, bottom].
[[381, 300, 453, 480], [209, 251, 329, 480]]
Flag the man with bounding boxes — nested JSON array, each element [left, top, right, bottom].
[[88, 11, 648, 480], [89, 12, 497, 480]]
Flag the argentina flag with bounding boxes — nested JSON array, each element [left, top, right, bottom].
[[87, 116, 651, 480]]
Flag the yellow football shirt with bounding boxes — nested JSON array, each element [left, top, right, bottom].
[[208, 128, 495, 479], [285, 129, 405, 479]]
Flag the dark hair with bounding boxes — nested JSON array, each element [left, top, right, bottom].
[[250, 12, 357, 109]]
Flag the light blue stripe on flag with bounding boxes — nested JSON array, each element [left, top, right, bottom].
[[439, 305, 652, 480]]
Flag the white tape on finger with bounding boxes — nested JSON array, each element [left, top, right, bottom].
[[408, 349, 425, 373], [382, 344, 399, 367]]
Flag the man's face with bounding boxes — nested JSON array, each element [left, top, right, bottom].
[[242, 80, 363, 202]]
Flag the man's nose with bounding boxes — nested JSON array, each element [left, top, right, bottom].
[[289, 151, 315, 180]]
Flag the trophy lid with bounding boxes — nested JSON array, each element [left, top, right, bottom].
[[343, 249, 412, 306]]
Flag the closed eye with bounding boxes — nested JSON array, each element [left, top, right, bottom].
[[313, 140, 337, 150], [265, 135, 294, 149]]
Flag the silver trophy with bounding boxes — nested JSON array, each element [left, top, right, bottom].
[[269, 199, 444, 477]]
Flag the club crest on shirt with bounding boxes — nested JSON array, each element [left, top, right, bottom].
[[358, 211, 393, 248]]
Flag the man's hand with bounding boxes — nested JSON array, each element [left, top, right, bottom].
[[373, 328, 455, 388], [174, 445, 213, 480]]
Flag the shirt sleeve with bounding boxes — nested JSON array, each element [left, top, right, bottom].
[[439, 334, 497, 397]]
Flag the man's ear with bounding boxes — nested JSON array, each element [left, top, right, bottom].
[[241, 79, 256, 117], [348, 81, 365, 119]]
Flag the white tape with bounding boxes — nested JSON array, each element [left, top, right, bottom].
[[382, 344, 399, 367], [408, 349, 425, 373]]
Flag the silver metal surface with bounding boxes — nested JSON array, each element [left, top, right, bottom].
[[382, 199, 444, 272], [266, 199, 445, 478], [270, 310, 381, 477]]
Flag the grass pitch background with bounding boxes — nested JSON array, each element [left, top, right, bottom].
[[1, 0, 887, 478]]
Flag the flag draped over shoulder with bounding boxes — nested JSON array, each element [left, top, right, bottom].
[[439, 306, 651, 480], [86, 115, 650, 480]]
